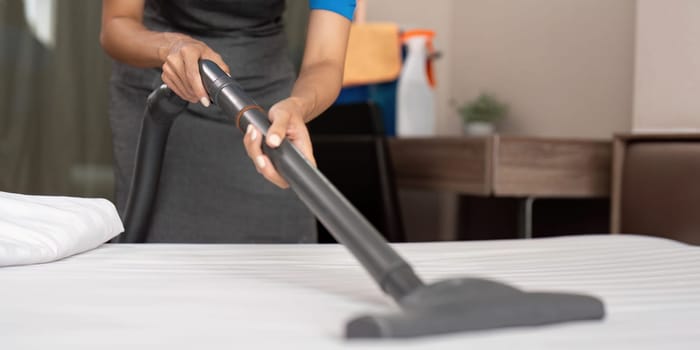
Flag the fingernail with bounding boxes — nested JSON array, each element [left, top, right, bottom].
[[200, 97, 210, 107], [256, 156, 266, 168], [246, 124, 252, 134], [250, 128, 257, 142], [268, 134, 281, 147]]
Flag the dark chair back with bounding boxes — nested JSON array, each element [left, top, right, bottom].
[[612, 134, 700, 245], [308, 103, 405, 243]]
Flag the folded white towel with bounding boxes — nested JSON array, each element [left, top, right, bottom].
[[0, 191, 124, 267]]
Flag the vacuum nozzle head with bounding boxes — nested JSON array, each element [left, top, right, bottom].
[[346, 278, 605, 339]]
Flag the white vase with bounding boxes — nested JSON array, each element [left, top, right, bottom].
[[463, 121, 495, 136]]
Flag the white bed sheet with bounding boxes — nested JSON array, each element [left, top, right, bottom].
[[1, 234, 699, 349]]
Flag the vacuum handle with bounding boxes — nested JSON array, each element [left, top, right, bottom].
[[199, 60, 424, 300]]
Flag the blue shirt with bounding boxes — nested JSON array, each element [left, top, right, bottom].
[[310, 0, 356, 21]]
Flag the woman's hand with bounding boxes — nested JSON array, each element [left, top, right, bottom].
[[160, 35, 230, 106], [242, 97, 316, 189], [100, 0, 229, 105]]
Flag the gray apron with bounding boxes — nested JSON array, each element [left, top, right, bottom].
[[108, 0, 316, 243]]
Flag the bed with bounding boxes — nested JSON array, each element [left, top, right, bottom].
[[1, 234, 699, 349]]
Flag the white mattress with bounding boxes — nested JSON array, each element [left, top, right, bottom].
[[1, 234, 699, 349]]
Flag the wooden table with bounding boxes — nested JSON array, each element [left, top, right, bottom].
[[388, 136, 612, 238]]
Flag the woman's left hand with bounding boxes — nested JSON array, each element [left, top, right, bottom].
[[242, 97, 316, 189]]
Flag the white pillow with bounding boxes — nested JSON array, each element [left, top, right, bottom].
[[0, 191, 124, 267]]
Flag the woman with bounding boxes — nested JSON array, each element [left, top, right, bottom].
[[100, 0, 354, 242]]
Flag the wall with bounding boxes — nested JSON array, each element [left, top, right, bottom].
[[366, 0, 637, 241], [451, 0, 636, 138], [367, 0, 636, 138], [634, 0, 700, 132]]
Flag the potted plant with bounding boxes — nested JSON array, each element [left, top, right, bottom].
[[456, 93, 508, 135]]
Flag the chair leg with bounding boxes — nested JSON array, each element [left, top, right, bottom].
[[518, 197, 536, 239]]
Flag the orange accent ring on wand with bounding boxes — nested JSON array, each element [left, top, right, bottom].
[[234, 105, 265, 131]]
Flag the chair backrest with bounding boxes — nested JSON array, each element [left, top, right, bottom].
[[612, 134, 700, 245], [308, 103, 405, 242]]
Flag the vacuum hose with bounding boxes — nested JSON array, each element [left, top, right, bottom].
[[121, 85, 188, 243]]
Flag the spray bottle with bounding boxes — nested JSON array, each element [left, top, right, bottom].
[[396, 29, 436, 136]]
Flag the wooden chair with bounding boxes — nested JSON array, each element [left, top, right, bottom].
[[612, 133, 700, 245]]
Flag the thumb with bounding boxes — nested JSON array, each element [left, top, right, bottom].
[[266, 107, 290, 149]]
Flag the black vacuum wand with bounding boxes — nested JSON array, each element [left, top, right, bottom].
[[124, 59, 605, 338]]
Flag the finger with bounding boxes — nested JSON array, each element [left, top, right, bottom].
[[163, 62, 196, 102], [243, 124, 263, 162], [289, 126, 317, 168], [294, 140, 316, 168], [242, 125, 289, 188], [242, 124, 268, 175], [266, 106, 291, 149], [182, 47, 210, 107], [282, 117, 316, 168], [161, 71, 192, 103], [165, 54, 197, 101], [256, 154, 289, 189]]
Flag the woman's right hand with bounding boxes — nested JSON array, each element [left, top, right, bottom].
[[160, 35, 230, 106]]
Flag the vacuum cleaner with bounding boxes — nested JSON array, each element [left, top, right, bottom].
[[122, 59, 605, 339]]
